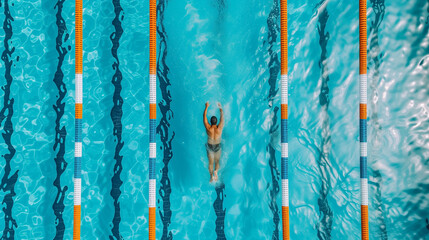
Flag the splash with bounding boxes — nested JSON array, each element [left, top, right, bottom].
[[266, 0, 281, 238], [156, 0, 175, 239], [52, 0, 70, 239], [0, 0, 19, 239], [109, 0, 124, 239], [315, 5, 333, 240], [213, 183, 226, 240]]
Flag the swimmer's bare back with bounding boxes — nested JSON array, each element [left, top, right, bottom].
[[203, 102, 224, 182]]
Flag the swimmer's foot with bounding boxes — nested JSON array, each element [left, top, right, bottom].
[[210, 175, 214, 183], [213, 171, 218, 182]]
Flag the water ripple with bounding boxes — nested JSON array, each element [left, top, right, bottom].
[[213, 183, 226, 240], [156, 0, 175, 239], [266, 0, 281, 238], [315, 4, 333, 240], [368, 0, 388, 238], [0, 1, 19, 239], [109, 0, 125, 239], [52, 0, 69, 239]]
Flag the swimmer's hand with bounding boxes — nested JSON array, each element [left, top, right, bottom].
[[205, 102, 209, 108], [217, 102, 222, 109]]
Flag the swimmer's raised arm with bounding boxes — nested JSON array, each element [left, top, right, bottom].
[[218, 103, 224, 129], [203, 102, 210, 130]]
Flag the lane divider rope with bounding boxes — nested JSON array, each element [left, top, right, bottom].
[[359, 0, 369, 239], [149, 0, 157, 238], [280, 0, 290, 239], [74, 0, 83, 238]]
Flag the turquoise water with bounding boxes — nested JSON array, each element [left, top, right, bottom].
[[0, 0, 428, 239]]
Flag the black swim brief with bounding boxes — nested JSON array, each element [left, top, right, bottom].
[[206, 143, 221, 153]]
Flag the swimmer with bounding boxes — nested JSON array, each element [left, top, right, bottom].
[[203, 102, 224, 182]]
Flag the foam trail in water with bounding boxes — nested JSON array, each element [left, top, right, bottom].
[[371, 171, 388, 239], [109, 1, 125, 239], [266, 0, 281, 238], [368, 0, 388, 238], [315, 4, 333, 240], [156, 0, 175, 239], [52, 0, 70, 239], [0, 1, 19, 239]]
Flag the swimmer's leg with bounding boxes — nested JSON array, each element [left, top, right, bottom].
[[213, 149, 221, 181], [207, 150, 215, 182]]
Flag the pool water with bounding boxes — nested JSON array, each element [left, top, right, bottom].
[[0, 0, 428, 239]]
